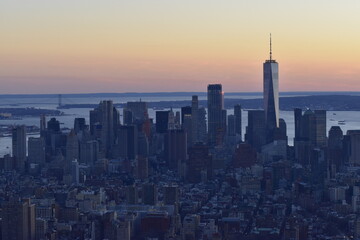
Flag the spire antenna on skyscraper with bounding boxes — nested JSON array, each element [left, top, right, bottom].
[[270, 33, 272, 61]]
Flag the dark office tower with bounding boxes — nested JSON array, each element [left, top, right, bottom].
[[2, 198, 36, 240], [181, 106, 192, 125], [47, 118, 60, 132], [234, 104, 242, 140], [74, 118, 86, 134], [191, 95, 199, 144], [328, 126, 344, 177], [298, 109, 327, 148], [117, 125, 138, 160], [346, 130, 360, 166], [126, 101, 148, 123], [40, 114, 46, 131], [263, 35, 279, 142], [294, 108, 302, 141], [165, 129, 187, 176], [227, 114, 236, 136], [138, 132, 149, 157], [28, 137, 45, 165], [113, 106, 121, 127], [314, 110, 327, 147], [123, 109, 133, 125], [207, 84, 224, 146], [198, 107, 207, 143], [65, 130, 79, 172], [182, 114, 192, 147], [245, 110, 266, 152], [79, 140, 99, 165], [156, 110, 170, 133], [175, 111, 181, 127], [142, 183, 158, 205], [274, 118, 287, 142], [294, 109, 327, 165], [217, 109, 227, 145], [90, 100, 117, 156], [329, 126, 343, 148], [12, 125, 26, 172], [187, 143, 212, 183]]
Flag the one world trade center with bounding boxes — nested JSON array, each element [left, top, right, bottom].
[[263, 34, 279, 142]]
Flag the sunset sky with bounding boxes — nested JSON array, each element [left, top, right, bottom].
[[1, 0, 360, 94]]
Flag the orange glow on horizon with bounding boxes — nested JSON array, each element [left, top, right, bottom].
[[1, 0, 360, 94]]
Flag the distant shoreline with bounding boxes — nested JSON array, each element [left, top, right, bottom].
[[1, 91, 360, 98], [53, 95, 360, 111]]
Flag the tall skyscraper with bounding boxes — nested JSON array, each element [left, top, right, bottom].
[[90, 100, 118, 156], [12, 125, 26, 172], [191, 95, 199, 144], [47, 117, 60, 133], [227, 114, 236, 137], [65, 130, 79, 172], [207, 84, 224, 146], [156, 110, 170, 134], [245, 110, 266, 151], [165, 129, 187, 176], [79, 140, 99, 165], [263, 35, 279, 142], [346, 130, 360, 166], [328, 126, 344, 177], [182, 114, 192, 148], [126, 101, 148, 123], [28, 137, 46, 166], [116, 125, 138, 160], [234, 104, 242, 141], [314, 110, 327, 147], [198, 107, 207, 143], [293, 109, 327, 165], [181, 106, 192, 125], [2, 198, 36, 240], [40, 114, 46, 131], [186, 143, 212, 183], [74, 118, 86, 134]]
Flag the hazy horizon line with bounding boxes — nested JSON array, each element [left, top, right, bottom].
[[1, 91, 360, 98]]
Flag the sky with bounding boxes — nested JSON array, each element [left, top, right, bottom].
[[1, 0, 360, 94]]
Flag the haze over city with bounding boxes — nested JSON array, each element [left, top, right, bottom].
[[1, 0, 360, 93]]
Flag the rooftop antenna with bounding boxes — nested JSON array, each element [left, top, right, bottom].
[[270, 33, 272, 61]]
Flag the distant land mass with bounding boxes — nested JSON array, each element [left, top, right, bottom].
[[56, 95, 360, 111], [1, 91, 360, 98], [0, 108, 62, 117]]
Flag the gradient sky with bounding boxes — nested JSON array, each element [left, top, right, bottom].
[[1, 0, 360, 94]]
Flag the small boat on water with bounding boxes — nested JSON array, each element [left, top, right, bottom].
[[338, 120, 346, 125]]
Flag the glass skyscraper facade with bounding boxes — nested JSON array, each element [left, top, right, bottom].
[[263, 37, 279, 142], [207, 84, 224, 145]]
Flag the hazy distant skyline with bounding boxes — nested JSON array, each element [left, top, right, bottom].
[[1, 0, 360, 94]]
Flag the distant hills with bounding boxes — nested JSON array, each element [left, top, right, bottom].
[[56, 94, 360, 111]]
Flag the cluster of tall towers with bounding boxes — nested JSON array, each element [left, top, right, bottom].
[[206, 35, 280, 148]]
